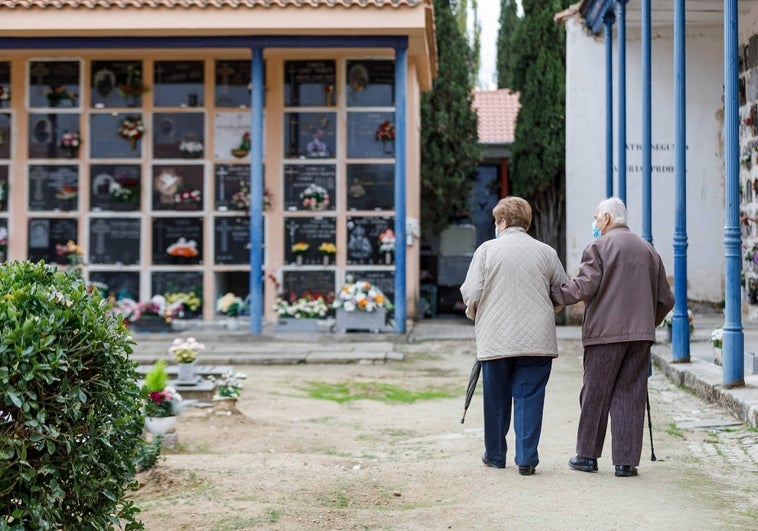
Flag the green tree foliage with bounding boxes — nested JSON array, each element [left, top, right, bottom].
[[496, 0, 520, 90], [507, 0, 570, 251], [0, 261, 144, 530], [453, 0, 482, 88], [421, 0, 482, 238]]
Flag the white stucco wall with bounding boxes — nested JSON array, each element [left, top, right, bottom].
[[565, 19, 725, 303]]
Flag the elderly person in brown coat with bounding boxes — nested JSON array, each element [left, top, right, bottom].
[[550, 197, 674, 478], [460, 197, 567, 475]]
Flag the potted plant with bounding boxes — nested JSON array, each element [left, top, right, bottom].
[[168, 336, 205, 383], [209, 369, 247, 413], [217, 292, 244, 330], [143, 359, 183, 434], [274, 291, 331, 333], [332, 280, 393, 333], [711, 327, 723, 366]]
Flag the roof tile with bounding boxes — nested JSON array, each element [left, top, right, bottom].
[[472, 89, 520, 144]]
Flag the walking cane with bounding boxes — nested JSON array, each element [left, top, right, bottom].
[[646, 390, 657, 462]]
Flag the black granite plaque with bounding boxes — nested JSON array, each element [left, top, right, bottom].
[[152, 164, 204, 211], [28, 113, 81, 159], [152, 217, 203, 265], [215, 164, 248, 210], [345, 60, 395, 107], [29, 60, 80, 109], [89, 217, 141, 265], [89, 113, 143, 159], [0, 165, 7, 211], [151, 271, 203, 298], [28, 165, 79, 212], [154, 61, 204, 108], [281, 269, 335, 300], [152, 112, 205, 159], [0, 113, 10, 159], [215, 60, 253, 108], [346, 164, 394, 211], [283, 112, 336, 159], [284, 60, 336, 107], [89, 271, 140, 302], [0, 62, 9, 109], [214, 216, 251, 265], [284, 216, 336, 265], [283, 164, 336, 211], [0, 218, 7, 262], [91, 60, 147, 108], [90, 164, 141, 211], [346, 216, 395, 265], [347, 111, 395, 159], [27, 217, 78, 264]]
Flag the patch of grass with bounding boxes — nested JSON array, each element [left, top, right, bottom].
[[666, 422, 685, 438], [213, 513, 277, 530], [301, 380, 457, 404], [266, 508, 282, 523], [324, 490, 351, 508]]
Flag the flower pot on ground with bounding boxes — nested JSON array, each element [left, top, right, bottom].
[[711, 328, 723, 366], [333, 280, 393, 333], [142, 360, 183, 439], [144, 415, 177, 434], [209, 369, 246, 414]]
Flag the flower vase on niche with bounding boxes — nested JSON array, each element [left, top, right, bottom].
[[383, 140, 393, 154], [296, 254, 303, 266], [177, 361, 197, 384], [385, 252, 393, 265], [225, 316, 239, 331], [322, 255, 330, 266]]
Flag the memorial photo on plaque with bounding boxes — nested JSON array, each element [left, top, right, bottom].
[[346, 60, 395, 107], [89, 113, 143, 159], [284, 60, 336, 107], [90, 164, 140, 211], [346, 216, 395, 265], [152, 216, 203, 265], [0, 62, 9, 109], [0, 113, 10, 159], [284, 112, 336, 159], [91, 61, 148, 108], [27, 217, 78, 264], [347, 111, 395, 159], [89, 271, 140, 302], [28, 165, 79, 212], [283, 164, 335, 211], [29, 61, 80, 109], [281, 270, 335, 301], [154, 61, 204, 108], [215, 60, 253, 108], [28, 113, 81, 159], [345, 269, 395, 302], [0, 218, 7, 262], [0, 165, 8, 211], [214, 112, 251, 159], [284, 216, 336, 266], [214, 216, 251, 265], [347, 164, 394, 211], [153, 112, 204, 159], [89, 217, 141, 265], [152, 164, 204, 211]]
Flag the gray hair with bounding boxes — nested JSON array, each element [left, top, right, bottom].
[[595, 197, 627, 225]]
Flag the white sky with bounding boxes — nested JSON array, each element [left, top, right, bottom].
[[477, 1, 501, 90]]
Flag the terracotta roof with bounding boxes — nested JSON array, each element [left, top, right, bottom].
[[472, 89, 520, 144], [0, 0, 423, 8]]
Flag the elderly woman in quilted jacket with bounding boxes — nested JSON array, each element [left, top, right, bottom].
[[460, 196, 567, 475]]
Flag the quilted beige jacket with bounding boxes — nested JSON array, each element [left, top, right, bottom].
[[460, 227, 567, 361]]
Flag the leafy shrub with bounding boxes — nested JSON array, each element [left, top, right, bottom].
[[0, 261, 144, 529], [134, 438, 163, 473]]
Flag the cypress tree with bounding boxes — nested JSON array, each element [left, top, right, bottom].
[[420, 0, 481, 238], [496, 0, 520, 90], [507, 0, 570, 251]]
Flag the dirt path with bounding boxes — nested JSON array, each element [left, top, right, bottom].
[[131, 339, 758, 530]]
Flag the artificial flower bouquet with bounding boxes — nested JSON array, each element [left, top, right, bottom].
[[117, 115, 145, 150], [217, 292, 244, 316], [179, 138, 204, 155], [174, 188, 202, 204], [58, 131, 81, 149], [55, 185, 78, 201], [660, 309, 694, 333], [118, 64, 149, 99], [300, 184, 330, 210], [110, 174, 139, 202], [274, 291, 331, 319], [55, 239, 85, 268], [112, 295, 182, 324], [167, 237, 200, 258], [210, 369, 247, 399], [168, 336, 205, 364], [375, 120, 395, 142], [711, 328, 723, 348], [318, 242, 337, 255], [333, 280, 393, 313], [291, 242, 310, 255], [164, 291, 202, 314], [378, 229, 396, 253], [143, 359, 182, 418], [230, 181, 273, 212]]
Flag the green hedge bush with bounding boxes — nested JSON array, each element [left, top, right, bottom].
[[0, 261, 144, 530]]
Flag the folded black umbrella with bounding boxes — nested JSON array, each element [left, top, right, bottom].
[[460, 359, 481, 424]]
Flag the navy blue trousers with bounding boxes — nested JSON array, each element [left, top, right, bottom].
[[481, 356, 553, 468]]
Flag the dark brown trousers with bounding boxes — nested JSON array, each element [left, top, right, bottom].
[[576, 341, 651, 466]]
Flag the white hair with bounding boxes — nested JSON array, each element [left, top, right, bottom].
[[595, 197, 627, 225]]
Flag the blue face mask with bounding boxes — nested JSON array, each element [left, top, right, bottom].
[[592, 220, 601, 239], [494, 226, 500, 239]]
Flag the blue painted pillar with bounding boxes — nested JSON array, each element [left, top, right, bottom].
[[672, 0, 690, 361], [249, 46, 265, 334], [394, 46, 407, 333], [641, 0, 653, 244], [617, 0, 628, 203], [604, 10, 615, 198], [723, 0, 745, 386]]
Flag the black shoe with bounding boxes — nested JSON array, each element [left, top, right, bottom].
[[568, 455, 598, 472], [615, 465, 638, 477], [518, 465, 536, 476], [482, 452, 505, 469]]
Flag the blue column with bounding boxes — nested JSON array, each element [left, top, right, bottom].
[[248, 47, 264, 334], [672, 0, 690, 361], [394, 46, 408, 333], [617, 0, 628, 203], [723, 0, 745, 386], [641, 0, 652, 244], [604, 10, 615, 198]]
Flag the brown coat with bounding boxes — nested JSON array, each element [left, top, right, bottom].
[[550, 225, 674, 346]]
